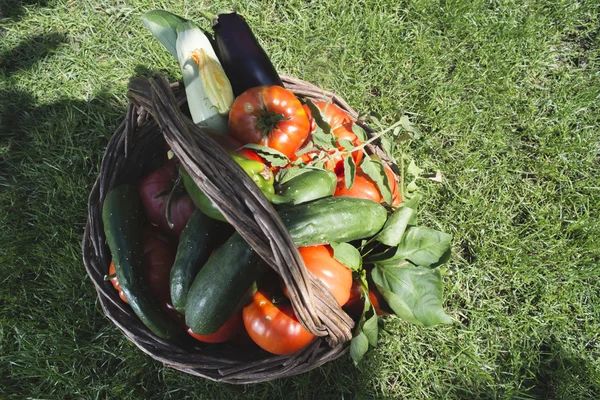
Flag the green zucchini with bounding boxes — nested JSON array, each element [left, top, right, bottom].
[[185, 232, 260, 335], [170, 209, 232, 313], [276, 169, 337, 206], [102, 185, 182, 339], [280, 196, 388, 246]]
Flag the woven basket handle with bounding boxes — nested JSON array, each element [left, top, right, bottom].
[[135, 76, 354, 345]]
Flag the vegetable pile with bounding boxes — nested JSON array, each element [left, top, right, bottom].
[[102, 9, 454, 365]]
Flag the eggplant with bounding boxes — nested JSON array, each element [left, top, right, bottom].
[[210, 12, 283, 96]]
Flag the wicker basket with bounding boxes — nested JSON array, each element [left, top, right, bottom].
[[82, 75, 397, 383]]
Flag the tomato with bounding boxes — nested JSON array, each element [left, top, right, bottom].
[[293, 102, 363, 173], [243, 290, 316, 355], [137, 159, 196, 236], [108, 260, 128, 304], [369, 288, 392, 316], [334, 164, 401, 206], [303, 104, 317, 133], [229, 86, 310, 158], [314, 101, 353, 130], [281, 245, 353, 306], [187, 311, 243, 343], [342, 279, 363, 318], [342, 279, 392, 318]]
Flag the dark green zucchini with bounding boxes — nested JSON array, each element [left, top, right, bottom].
[[102, 185, 182, 339], [185, 232, 260, 335], [170, 209, 233, 313]]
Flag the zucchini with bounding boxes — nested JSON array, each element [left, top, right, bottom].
[[185, 232, 260, 335], [276, 169, 337, 206], [170, 209, 232, 313], [102, 185, 182, 339], [280, 196, 388, 246]]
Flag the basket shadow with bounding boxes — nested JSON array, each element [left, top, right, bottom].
[[0, 32, 68, 75], [522, 337, 600, 399], [0, 0, 50, 22]]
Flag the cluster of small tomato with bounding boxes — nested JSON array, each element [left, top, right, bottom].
[[108, 84, 399, 355]]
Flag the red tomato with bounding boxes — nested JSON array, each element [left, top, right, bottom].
[[137, 159, 196, 236], [314, 101, 353, 130], [108, 260, 128, 304], [281, 245, 353, 306], [229, 86, 310, 158], [293, 102, 363, 173], [243, 291, 316, 355], [187, 312, 243, 343], [342, 279, 392, 317], [342, 279, 363, 318], [334, 164, 401, 206]]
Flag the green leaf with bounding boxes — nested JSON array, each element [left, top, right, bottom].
[[330, 242, 362, 271], [380, 135, 394, 159], [407, 160, 424, 177], [360, 156, 393, 205], [141, 10, 187, 59], [398, 115, 422, 139], [372, 264, 453, 326], [311, 126, 338, 150], [377, 227, 452, 268], [376, 206, 415, 246], [402, 193, 422, 211], [275, 167, 312, 185], [295, 144, 319, 157], [339, 139, 355, 151], [352, 124, 368, 142], [350, 331, 369, 365], [363, 312, 379, 346], [241, 144, 289, 167], [304, 100, 337, 150], [344, 155, 356, 190]]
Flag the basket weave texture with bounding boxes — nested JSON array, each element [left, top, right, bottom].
[[82, 75, 396, 383]]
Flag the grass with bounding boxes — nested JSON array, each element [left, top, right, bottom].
[[1, 0, 599, 398]]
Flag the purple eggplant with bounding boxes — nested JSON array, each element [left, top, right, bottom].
[[208, 12, 283, 96]]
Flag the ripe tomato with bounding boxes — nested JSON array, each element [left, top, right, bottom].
[[137, 159, 196, 236], [293, 102, 363, 173], [229, 86, 310, 158], [334, 164, 401, 206], [243, 291, 315, 355], [187, 311, 243, 343], [108, 260, 128, 304], [314, 101, 353, 130], [281, 245, 353, 306], [342, 279, 392, 317]]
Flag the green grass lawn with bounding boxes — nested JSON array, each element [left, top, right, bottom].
[[1, 0, 599, 398]]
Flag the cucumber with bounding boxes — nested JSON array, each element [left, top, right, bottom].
[[185, 232, 260, 335], [276, 169, 337, 206], [280, 196, 388, 246], [170, 209, 232, 313], [102, 185, 182, 339]]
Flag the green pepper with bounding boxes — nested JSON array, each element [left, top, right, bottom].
[[181, 153, 287, 222]]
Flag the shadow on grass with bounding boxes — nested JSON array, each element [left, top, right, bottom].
[[523, 338, 600, 399], [0, 0, 49, 21], [0, 32, 68, 74]]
